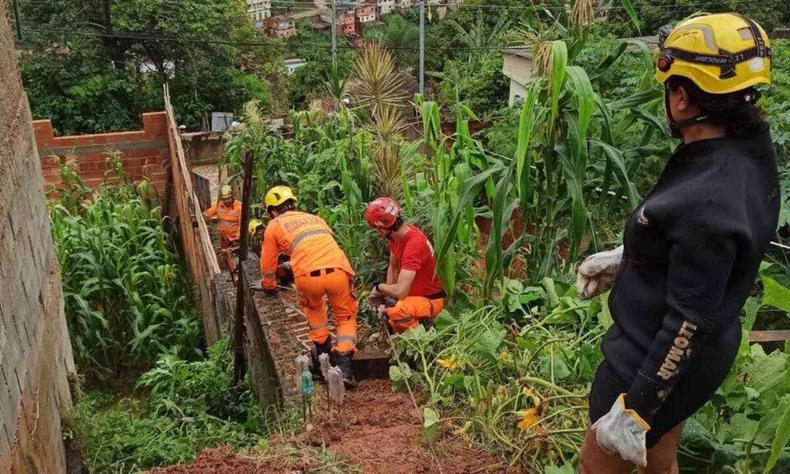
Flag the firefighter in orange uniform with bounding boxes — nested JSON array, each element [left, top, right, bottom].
[[255, 186, 358, 386], [365, 197, 445, 333], [203, 185, 242, 249]]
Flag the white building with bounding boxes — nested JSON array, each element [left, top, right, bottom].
[[283, 58, 307, 75], [502, 47, 533, 106], [377, 0, 396, 15], [501, 36, 658, 106], [399, 0, 413, 9], [247, 0, 272, 30]]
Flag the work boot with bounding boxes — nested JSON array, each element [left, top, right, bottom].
[[310, 338, 332, 381], [332, 351, 357, 389]]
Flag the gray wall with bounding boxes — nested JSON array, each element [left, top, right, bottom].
[[0, 13, 75, 473]]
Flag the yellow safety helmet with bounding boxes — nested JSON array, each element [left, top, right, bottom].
[[220, 185, 233, 199], [655, 13, 771, 94], [264, 185, 297, 210], [248, 218, 263, 235]]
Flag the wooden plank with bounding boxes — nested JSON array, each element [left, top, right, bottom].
[[749, 330, 790, 343]]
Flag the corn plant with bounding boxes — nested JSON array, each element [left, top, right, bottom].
[[49, 157, 200, 378]]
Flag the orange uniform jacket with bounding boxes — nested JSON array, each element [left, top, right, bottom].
[[203, 200, 242, 244], [260, 211, 354, 290]]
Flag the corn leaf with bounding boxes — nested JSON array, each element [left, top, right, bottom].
[[549, 40, 568, 132], [617, 0, 640, 34], [515, 82, 541, 214]]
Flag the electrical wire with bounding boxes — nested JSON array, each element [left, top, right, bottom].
[[24, 25, 558, 52]]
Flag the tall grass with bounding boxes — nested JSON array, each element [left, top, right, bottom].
[[49, 155, 200, 378]]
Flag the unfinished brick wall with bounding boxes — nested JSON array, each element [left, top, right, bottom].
[[33, 112, 170, 194], [0, 13, 75, 474]]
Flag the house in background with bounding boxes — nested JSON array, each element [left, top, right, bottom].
[[356, 4, 377, 25], [369, 0, 396, 16], [266, 16, 298, 38], [247, 0, 272, 30], [399, 0, 413, 9], [283, 58, 307, 75], [502, 47, 533, 106], [339, 7, 357, 36], [502, 36, 658, 107]]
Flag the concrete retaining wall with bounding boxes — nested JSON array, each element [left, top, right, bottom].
[[0, 14, 75, 474]]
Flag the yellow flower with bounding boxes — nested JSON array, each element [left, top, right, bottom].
[[437, 357, 459, 371], [517, 408, 539, 431]]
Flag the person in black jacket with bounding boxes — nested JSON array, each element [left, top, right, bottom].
[[577, 14, 779, 473]]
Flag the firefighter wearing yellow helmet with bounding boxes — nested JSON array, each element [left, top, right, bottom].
[[578, 14, 779, 472], [203, 184, 242, 249], [253, 185, 359, 387]]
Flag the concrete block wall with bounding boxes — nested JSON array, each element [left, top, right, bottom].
[[33, 113, 170, 194], [0, 13, 75, 474]]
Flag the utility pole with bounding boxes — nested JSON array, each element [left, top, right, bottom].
[[418, 0, 424, 95], [331, 0, 337, 68]]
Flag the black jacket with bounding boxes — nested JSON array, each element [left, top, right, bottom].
[[603, 129, 780, 420]]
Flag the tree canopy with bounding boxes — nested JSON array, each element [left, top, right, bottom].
[[17, 0, 285, 133]]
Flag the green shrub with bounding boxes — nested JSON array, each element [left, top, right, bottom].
[[70, 339, 275, 473]]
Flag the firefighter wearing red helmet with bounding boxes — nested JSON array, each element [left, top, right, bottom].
[[365, 197, 445, 333]]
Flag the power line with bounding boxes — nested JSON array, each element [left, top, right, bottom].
[[26, 25, 573, 52]]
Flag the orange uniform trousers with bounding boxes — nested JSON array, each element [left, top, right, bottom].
[[295, 268, 358, 353], [386, 296, 445, 333]]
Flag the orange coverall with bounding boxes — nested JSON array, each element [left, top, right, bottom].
[[203, 200, 242, 248], [260, 211, 358, 353]]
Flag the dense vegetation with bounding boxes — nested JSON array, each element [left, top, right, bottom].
[[34, 0, 790, 471], [67, 339, 268, 472], [17, 0, 286, 133], [49, 156, 201, 378], [219, 6, 790, 471]]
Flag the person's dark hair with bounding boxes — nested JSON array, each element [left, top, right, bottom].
[[271, 199, 296, 215], [391, 216, 404, 231], [666, 75, 768, 137]]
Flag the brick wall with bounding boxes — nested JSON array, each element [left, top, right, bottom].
[[0, 13, 75, 474], [33, 113, 170, 194]]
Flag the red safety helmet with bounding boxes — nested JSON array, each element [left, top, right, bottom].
[[365, 197, 401, 229]]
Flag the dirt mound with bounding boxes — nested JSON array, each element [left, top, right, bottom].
[[305, 379, 504, 474], [153, 381, 507, 473], [150, 445, 289, 474]]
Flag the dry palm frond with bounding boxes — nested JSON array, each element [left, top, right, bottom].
[[569, 0, 594, 29], [348, 42, 408, 116]]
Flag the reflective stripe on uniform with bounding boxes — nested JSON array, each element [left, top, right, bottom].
[[261, 271, 276, 280], [309, 321, 328, 330], [336, 335, 356, 343], [289, 228, 332, 253], [394, 317, 415, 324]]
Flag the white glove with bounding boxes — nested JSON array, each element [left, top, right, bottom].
[[592, 394, 650, 467], [575, 246, 623, 300]]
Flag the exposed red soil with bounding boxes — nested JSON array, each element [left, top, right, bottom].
[[150, 445, 290, 474], [304, 379, 504, 473], [153, 380, 509, 473]]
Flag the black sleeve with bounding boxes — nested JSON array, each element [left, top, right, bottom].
[[624, 202, 740, 421]]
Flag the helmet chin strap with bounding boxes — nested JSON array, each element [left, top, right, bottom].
[[664, 87, 710, 139]]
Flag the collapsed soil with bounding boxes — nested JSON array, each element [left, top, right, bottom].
[[306, 379, 503, 473], [152, 380, 507, 473], [150, 446, 291, 474]]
